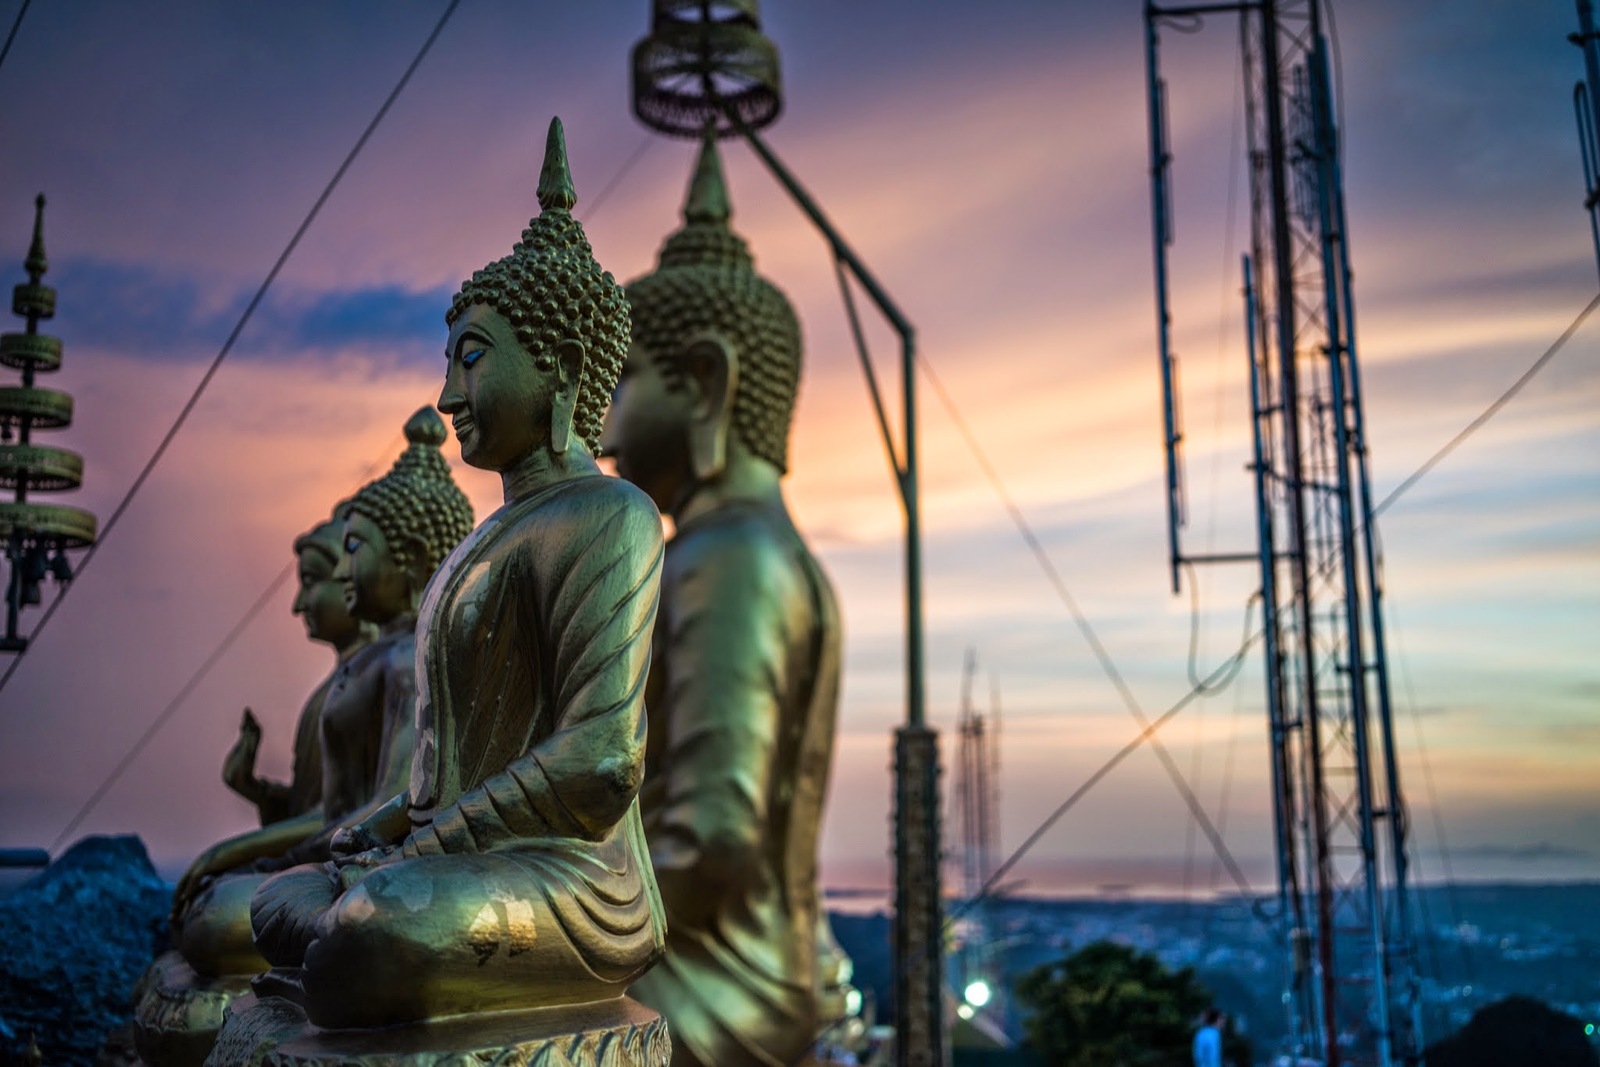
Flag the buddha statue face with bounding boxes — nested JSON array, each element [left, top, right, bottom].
[[439, 303, 586, 473], [335, 407, 476, 623], [441, 121, 629, 480], [603, 342, 696, 512], [338, 510, 414, 624], [291, 524, 360, 647], [602, 129, 800, 515]]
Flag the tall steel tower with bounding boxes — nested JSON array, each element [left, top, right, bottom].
[[1571, 0, 1600, 280], [953, 651, 997, 1003], [1144, 4, 1422, 1065]]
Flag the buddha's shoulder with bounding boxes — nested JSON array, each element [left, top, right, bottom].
[[505, 475, 662, 548], [666, 505, 797, 584], [343, 626, 415, 678]]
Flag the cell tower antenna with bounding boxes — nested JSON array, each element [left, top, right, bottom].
[[1143, 3, 1422, 1064], [1571, 0, 1600, 281]]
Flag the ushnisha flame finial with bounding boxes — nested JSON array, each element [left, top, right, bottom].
[[651, 125, 752, 273], [537, 116, 577, 214], [684, 122, 730, 226]]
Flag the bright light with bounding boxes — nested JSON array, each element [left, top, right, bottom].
[[957, 1004, 975, 1020], [1587, 1023, 1596, 1036], [964, 980, 992, 1008], [845, 988, 862, 1017]]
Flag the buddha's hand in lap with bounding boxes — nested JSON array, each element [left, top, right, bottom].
[[172, 840, 244, 924], [329, 821, 383, 860]]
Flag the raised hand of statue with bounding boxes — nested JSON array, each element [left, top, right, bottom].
[[221, 708, 264, 804]]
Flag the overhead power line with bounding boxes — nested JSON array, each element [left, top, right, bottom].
[[913, 348, 1265, 902], [0, 0, 463, 705], [1374, 289, 1600, 518], [0, 0, 31, 77], [44, 122, 662, 849]]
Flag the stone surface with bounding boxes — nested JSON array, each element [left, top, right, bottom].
[[0, 835, 172, 1066]]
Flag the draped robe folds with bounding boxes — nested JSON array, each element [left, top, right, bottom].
[[172, 633, 415, 978], [628, 502, 849, 1067], [250, 475, 666, 1030]]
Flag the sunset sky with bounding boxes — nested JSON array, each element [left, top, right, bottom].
[[0, 1, 1594, 898]]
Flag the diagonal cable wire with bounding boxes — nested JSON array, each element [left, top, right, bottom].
[[45, 122, 656, 851], [580, 135, 655, 222], [1373, 289, 1600, 518], [0, 0, 31, 77], [47, 434, 405, 851], [0, 0, 462, 705], [915, 352, 1266, 904]]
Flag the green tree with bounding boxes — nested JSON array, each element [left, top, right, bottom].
[[1014, 940, 1250, 1067], [1425, 996, 1599, 1067]]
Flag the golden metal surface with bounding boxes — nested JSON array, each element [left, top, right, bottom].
[[237, 120, 666, 1054], [606, 127, 856, 1066], [135, 412, 472, 1065]]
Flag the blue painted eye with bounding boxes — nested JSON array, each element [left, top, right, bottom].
[[345, 536, 360, 554], [462, 348, 485, 368]]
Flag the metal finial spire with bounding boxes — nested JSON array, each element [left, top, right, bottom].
[[24, 195, 47, 282], [537, 117, 577, 214], [684, 124, 731, 226]]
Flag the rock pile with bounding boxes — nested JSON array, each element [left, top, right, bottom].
[[0, 836, 171, 1066]]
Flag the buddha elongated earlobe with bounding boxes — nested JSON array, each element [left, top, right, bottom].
[[685, 333, 738, 482], [550, 339, 585, 455], [550, 394, 573, 454]]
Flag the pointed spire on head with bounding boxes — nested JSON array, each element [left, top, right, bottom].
[[649, 126, 751, 272], [537, 116, 578, 214], [683, 121, 730, 226], [25, 194, 47, 281]]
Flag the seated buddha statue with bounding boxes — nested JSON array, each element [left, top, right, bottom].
[[601, 127, 859, 1066], [222, 119, 667, 1061], [220, 507, 379, 830], [133, 412, 472, 1067]]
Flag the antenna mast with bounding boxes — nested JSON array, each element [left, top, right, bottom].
[[1144, 4, 1422, 1065], [1571, 0, 1600, 281]]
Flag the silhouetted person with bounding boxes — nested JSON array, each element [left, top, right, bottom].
[[1193, 1008, 1223, 1067]]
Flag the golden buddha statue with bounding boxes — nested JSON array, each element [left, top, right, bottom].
[[212, 118, 668, 1066], [220, 508, 379, 829], [134, 411, 472, 1067], [601, 127, 858, 1066]]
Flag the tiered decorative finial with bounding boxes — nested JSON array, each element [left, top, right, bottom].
[[632, 0, 782, 139], [0, 195, 97, 652]]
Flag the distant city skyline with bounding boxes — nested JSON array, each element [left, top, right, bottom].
[[0, 1, 1594, 894]]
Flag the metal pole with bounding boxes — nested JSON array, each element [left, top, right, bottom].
[[1257, 5, 1340, 1062], [1577, 0, 1600, 151], [1245, 253, 1309, 1056], [726, 113, 942, 1067], [1575, 1, 1600, 281], [1307, 28, 1395, 1067], [1145, 4, 1185, 593]]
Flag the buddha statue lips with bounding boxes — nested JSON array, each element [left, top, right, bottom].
[[245, 117, 666, 1033]]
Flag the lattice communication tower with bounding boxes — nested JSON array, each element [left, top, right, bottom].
[[1144, 3, 1421, 1065]]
